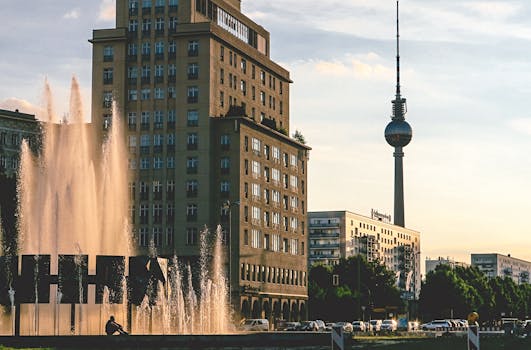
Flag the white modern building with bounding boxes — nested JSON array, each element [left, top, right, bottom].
[[425, 256, 469, 275], [471, 253, 531, 284], [308, 210, 421, 299]]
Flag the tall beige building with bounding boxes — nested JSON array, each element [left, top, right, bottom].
[[90, 0, 310, 322], [308, 210, 421, 300]]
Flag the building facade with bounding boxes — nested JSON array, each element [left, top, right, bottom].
[[0, 109, 40, 177], [308, 210, 421, 299], [471, 253, 531, 284], [425, 256, 469, 275], [90, 0, 309, 322]]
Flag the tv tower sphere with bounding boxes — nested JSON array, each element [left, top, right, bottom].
[[385, 119, 412, 147]]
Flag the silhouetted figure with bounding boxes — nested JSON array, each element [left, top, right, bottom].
[[105, 316, 128, 335]]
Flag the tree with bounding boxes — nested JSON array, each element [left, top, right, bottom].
[[292, 130, 306, 144], [308, 256, 403, 321]]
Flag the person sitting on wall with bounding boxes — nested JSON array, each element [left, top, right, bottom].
[[105, 315, 129, 335]]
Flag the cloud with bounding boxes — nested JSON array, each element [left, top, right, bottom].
[[463, 2, 520, 19], [98, 0, 115, 22], [0, 98, 45, 120], [63, 9, 79, 19]]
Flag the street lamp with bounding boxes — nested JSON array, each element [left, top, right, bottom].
[[222, 200, 240, 307]]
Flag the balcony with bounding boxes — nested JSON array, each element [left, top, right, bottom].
[[309, 222, 340, 229], [309, 232, 340, 239], [103, 78, 113, 85]]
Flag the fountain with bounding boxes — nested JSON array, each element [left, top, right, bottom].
[[0, 78, 230, 336]]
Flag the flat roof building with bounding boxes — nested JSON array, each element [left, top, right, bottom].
[[425, 256, 469, 275], [471, 253, 531, 284], [90, 0, 310, 323], [308, 210, 421, 299]]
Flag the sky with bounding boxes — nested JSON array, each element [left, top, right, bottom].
[[1, 0, 531, 269]]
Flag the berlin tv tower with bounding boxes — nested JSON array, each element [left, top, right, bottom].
[[384, 0, 412, 228]]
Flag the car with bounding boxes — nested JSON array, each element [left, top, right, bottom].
[[314, 319, 326, 331], [240, 319, 269, 331], [352, 321, 366, 332], [334, 322, 353, 332], [421, 320, 452, 331], [284, 322, 300, 331], [408, 321, 419, 331], [369, 319, 382, 332], [297, 321, 319, 331], [324, 322, 335, 332], [380, 319, 397, 332]]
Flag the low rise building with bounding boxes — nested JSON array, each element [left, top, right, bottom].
[[471, 253, 531, 284], [308, 210, 421, 299], [0, 109, 40, 177], [425, 256, 469, 275]]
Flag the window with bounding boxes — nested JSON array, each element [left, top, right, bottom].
[[283, 238, 289, 253], [187, 110, 198, 126], [220, 157, 230, 172], [241, 59, 247, 73], [220, 181, 230, 193], [187, 132, 198, 150], [168, 41, 176, 55], [187, 86, 198, 103], [140, 158, 150, 169], [272, 146, 280, 162], [166, 227, 174, 247], [168, 110, 176, 126], [103, 91, 113, 107], [186, 204, 198, 221], [168, 87, 176, 98], [252, 206, 261, 225], [187, 63, 199, 79], [128, 19, 138, 32], [154, 87, 164, 99], [290, 217, 298, 231], [186, 228, 198, 245], [167, 156, 175, 168], [142, 0, 152, 8], [219, 91, 224, 107], [241, 80, 246, 95], [155, 64, 164, 79], [153, 133, 163, 146], [153, 204, 162, 223], [155, 17, 164, 32], [260, 70, 265, 84], [188, 40, 199, 56], [141, 111, 150, 127], [187, 156, 198, 173], [103, 46, 114, 61], [139, 228, 148, 247], [141, 42, 150, 55], [251, 138, 261, 154], [141, 88, 150, 100], [128, 66, 138, 79], [290, 154, 297, 167], [290, 175, 298, 190], [186, 179, 198, 195], [271, 168, 280, 185], [155, 41, 164, 55], [128, 112, 137, 127], [169, 17, 177, 31], [260, 91, 265, 106], [167, 133, 175, 145], [272, 234, 280, 252], [142, 18, 151, 33], [290, 239, 298, 255], [251, 183, 260, 199], [128, 43, 137, 55], [220, 134, 230, 148], [251, 229, 261, 249], [251, 160, 260, 178]]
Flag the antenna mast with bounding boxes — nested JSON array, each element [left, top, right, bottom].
[[396, 0, 401, 97]]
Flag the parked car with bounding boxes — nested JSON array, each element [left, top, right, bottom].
[[284, 322, 301, 331], [421, 320, 452, 331], [408, 321, 419, 331], [369, 319, 382, 332], [325, 322, 335, 332], [314, 319, 326, 332], [335, 322, 353, 332], [381, 319, 397, 332], [352, 321, 366, 332], [240, 319, 269, 331], [297, 321, 319, 331]]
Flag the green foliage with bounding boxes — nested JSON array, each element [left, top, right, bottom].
[[292, 130, 306, 144], [308, 255, 403, 321], [419, 264, 531, 322], [0, 170, 18, 256]]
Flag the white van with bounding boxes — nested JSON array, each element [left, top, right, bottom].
[[241, 319, 270, 331]]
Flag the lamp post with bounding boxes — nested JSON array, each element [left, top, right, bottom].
[[222, 200, 239, 309]]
